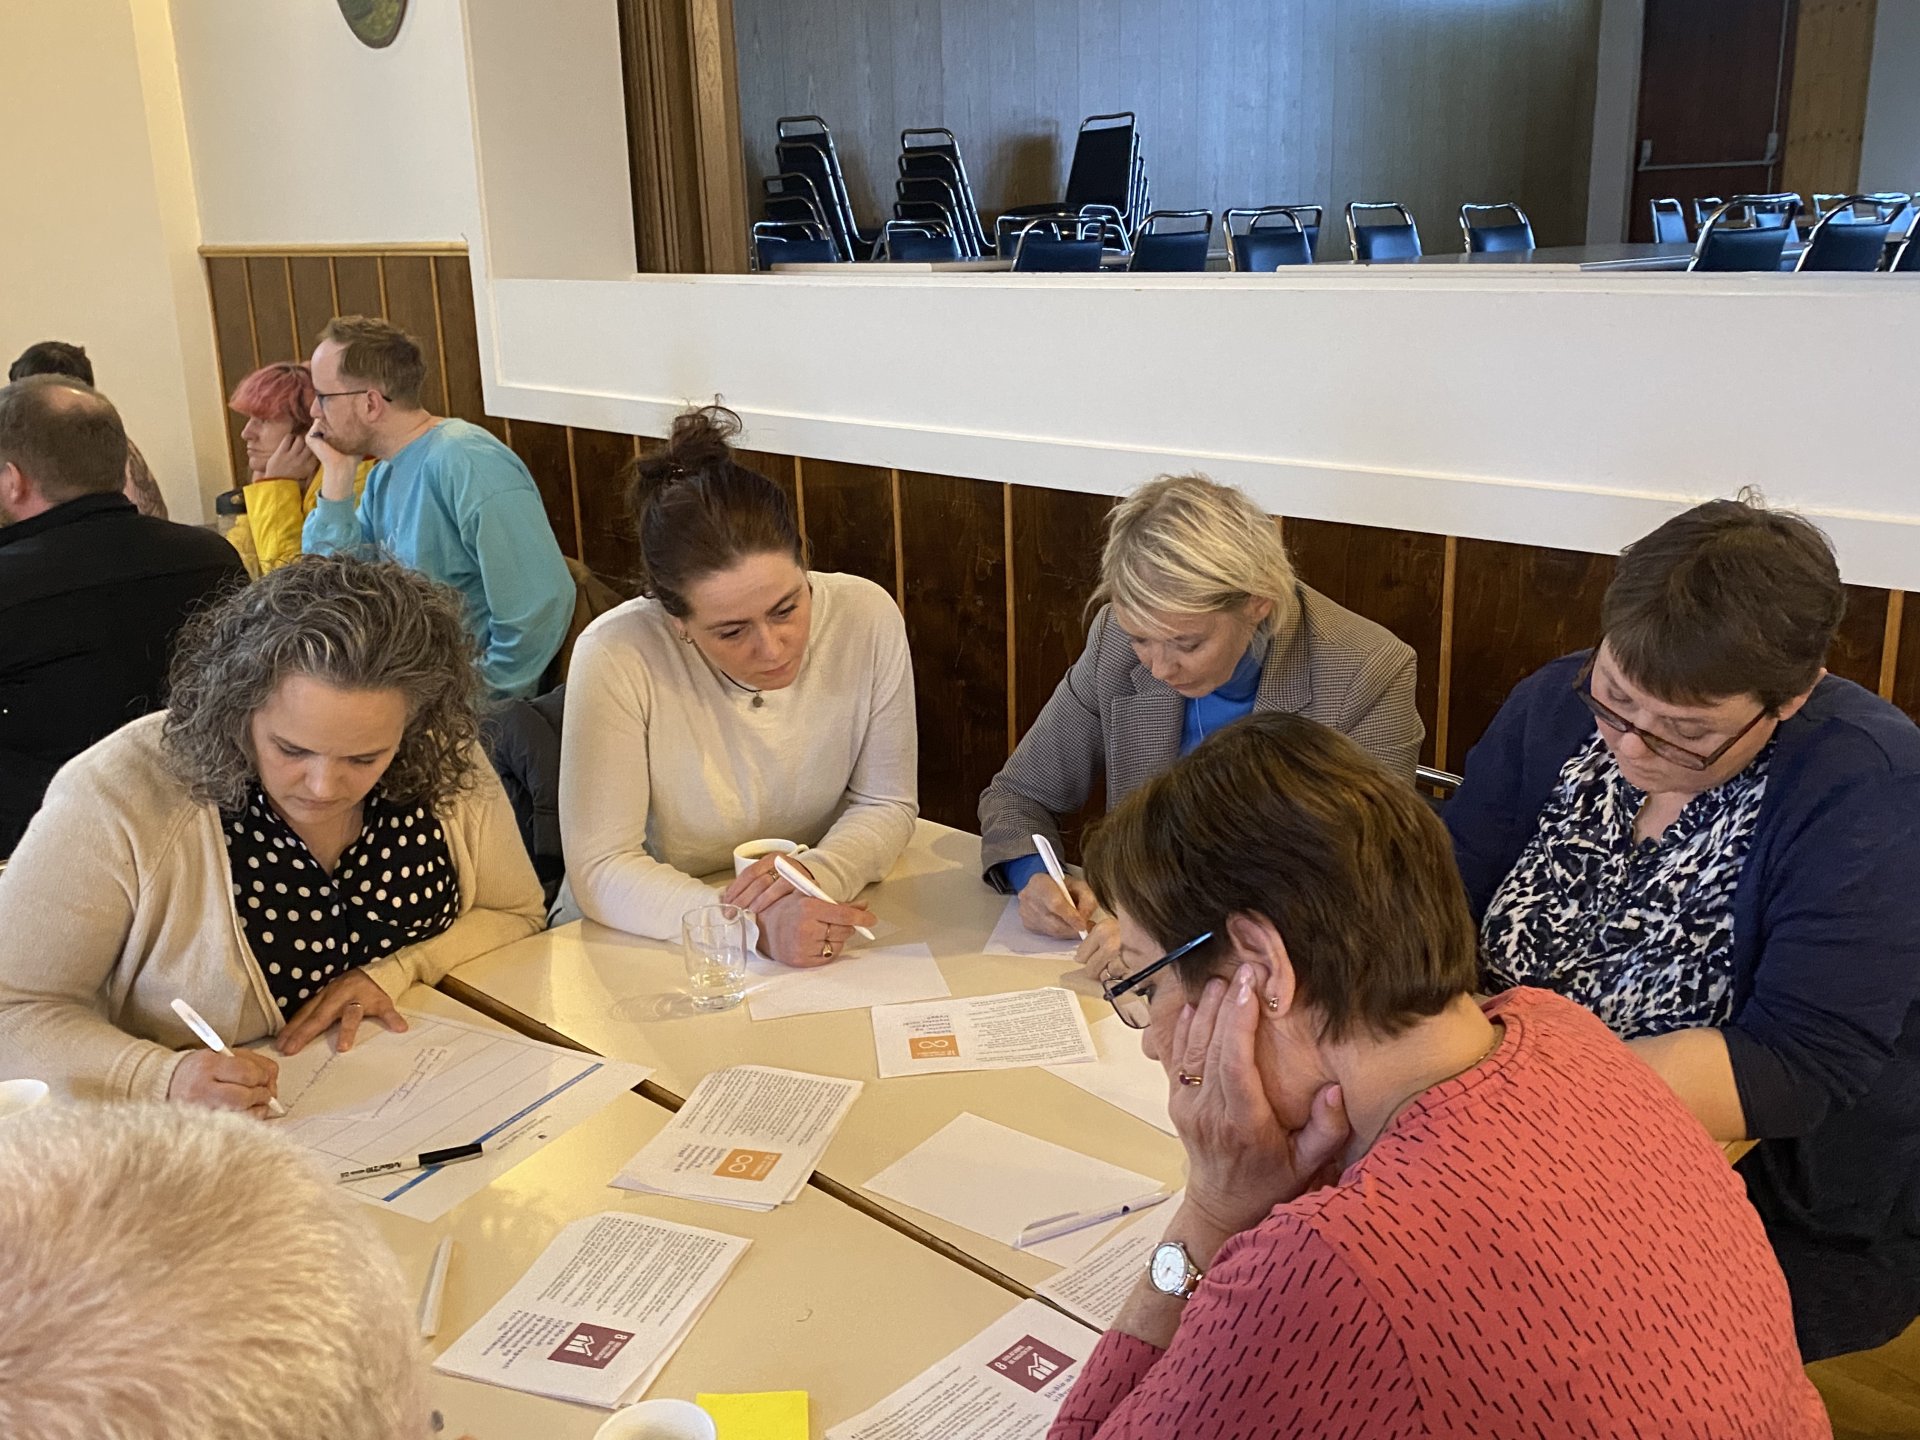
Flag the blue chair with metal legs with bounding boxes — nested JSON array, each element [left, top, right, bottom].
[[1688, 196, 1799, 272], [1459, 203, 1535, 254], [1796, 195, 1906, 272], [1891, 210, 1920, 273], [1347, 201, 1422, 261], [1649, 197, 1690, 244], [750, 221, 841, 271], [876, 221, 961, 263], [1128, 211, 1212, 271], [1224, 207, 1318, 268], [1010, 218, 1106, 272]]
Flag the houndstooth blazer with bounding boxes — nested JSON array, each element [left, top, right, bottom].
[[977, 584, 1423, 883]]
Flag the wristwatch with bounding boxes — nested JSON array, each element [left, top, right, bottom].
[[1148, 1240, 1203, 1300]]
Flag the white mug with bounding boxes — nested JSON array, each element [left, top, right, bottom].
[[0, 1078, 49, 1122], [593, 1399, 717, 1440], [732, 838, 807, 877]]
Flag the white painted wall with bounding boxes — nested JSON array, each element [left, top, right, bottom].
[[0, 0, 227, 522], [170, 0, 478, 245], [1585, 0, 1644, 243], [1861, 0, 1920, 193]]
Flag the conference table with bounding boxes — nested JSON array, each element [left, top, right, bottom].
[[442, 820, 1187, 1292], [382, 986, 1029, 1438]]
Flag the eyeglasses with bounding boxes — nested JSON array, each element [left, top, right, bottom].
[[312, 388, 372, 407], [1573, 654, 1768, 772], [1102, 930, 1215, 1029]]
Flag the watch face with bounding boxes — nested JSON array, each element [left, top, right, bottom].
[[1150, 1241, 1191, 1295]]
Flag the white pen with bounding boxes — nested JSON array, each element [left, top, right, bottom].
[[1033, 833, 1089, 940], [772, 854, 877, 941], [418, 1236, 455, 1340], [171, 997, 286, 1117], [1013, 1189, 1174, 1249]]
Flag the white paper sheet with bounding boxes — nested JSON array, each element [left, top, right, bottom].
[[258, 1010, 651, 1223], [611, 1065, 862, 1210], [871, 988, 1096, 1078], [1043, 1013, 1176, 1135], [863, 1113, 1164, 1265], [825, 1299, 1099, 1440], [981, 896, 1082, 958], [1036, 1189, 1184, 1330], [745, 942, 951, 1021], [433, 1210, 749, 1408]]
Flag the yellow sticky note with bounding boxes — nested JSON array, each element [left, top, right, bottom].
[[696, 1391, 809, 1440]]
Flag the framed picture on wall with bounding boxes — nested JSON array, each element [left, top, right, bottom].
[[337, 0, 407, 49]]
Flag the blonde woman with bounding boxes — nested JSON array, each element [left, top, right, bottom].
[[0, 554, 544, 1108], [979, 474, 1420, 969]]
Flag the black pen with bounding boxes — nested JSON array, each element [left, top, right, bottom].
[[336, 1143, 485, 1185]]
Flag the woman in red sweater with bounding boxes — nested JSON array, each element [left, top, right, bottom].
[[1050, 711, 1828, 1440]]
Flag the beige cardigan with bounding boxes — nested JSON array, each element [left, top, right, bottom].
[[0, 714, 545, 1102]]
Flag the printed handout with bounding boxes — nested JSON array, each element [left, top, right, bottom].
[[258, 1010, 651, 1222], [612, 1065, 862, 1210], [871, 987, 1096, 1078], [825, 1299, 1100, 1440], [433, 1211, 748, 1408], [1036, 1190, 1185, 1330]]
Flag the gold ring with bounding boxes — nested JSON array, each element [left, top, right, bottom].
[[1178, 1071, 1203, 1087]]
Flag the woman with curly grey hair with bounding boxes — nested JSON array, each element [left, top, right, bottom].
[[0, 554, 544, 1111]]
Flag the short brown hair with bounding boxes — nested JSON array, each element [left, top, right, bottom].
[[1084, 712, 1477, 1043], [0, 376, 129, 502], [320, 315, 426, 408], [1604, 496, 1844, 711], [623, 404, 802, 614]]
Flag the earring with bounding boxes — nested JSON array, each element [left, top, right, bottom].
[[1263, 994, 1281, 1013], [677, 629, 694, 646]]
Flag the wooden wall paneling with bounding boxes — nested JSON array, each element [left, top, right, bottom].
[[1007, 483, 1112, 860], [204, 256, 256, 484], [688, 0, 750, 272], [332, 255, 384, 320], [1782, 0, 1878, 199], [507, 419, 583, 561], [734, 448, 798, 514], [572, 427, 644, 586], [899, 470, 1011, 832], [1446, 537, 1617, 769], [1828, 584, 1892, 693], [433, 255, 503, 439], [1892, 593, 1920, 728], [1285, 516, 1448, 767], [287, 257, 335, 358], [381, 256, 447, 414], [244, 256, 298, 363], [796, 457, 897, 592]]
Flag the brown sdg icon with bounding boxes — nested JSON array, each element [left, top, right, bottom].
[[549, 1322, 635, 1369], [987, 1335, 1075, 1393]]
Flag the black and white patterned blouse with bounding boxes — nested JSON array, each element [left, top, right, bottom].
[[222, 784, 461, 1015], [1479, 732, 1772, 1039]]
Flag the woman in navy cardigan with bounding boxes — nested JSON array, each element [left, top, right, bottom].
[[1445, 497, 1920, 1362]]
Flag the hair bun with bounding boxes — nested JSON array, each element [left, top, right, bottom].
[[631, 402, 741, 495]]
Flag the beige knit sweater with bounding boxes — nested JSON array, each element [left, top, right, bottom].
[[0, 714, 545, 1102]]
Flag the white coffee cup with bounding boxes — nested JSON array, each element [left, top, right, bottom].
[[0, 1078, 49, 1122], [732, 838, 807, 876], [593, 1399, 717, 1440]]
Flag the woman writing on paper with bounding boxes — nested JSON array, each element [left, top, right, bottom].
[[0, 556, 545, 1112], [1049, 712, 1825, 1438], [979, 474, 1420, 974], [556, 405, 916, 967]]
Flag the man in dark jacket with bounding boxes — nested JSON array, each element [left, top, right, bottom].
[[0, 376, 245, 855]]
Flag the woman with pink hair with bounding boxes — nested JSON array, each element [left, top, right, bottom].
[[223, 362, 368, 576]]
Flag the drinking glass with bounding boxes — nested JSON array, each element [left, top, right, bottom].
[[682, 903, 749, 1011]]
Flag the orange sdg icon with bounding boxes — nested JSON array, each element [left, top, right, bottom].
[[908, 1033, 961, 1060], [714, 1147, 782, 1182]]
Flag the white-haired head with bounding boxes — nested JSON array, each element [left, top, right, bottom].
[[0, 1103, 431, 1440], [1094, 473, 1300, 639]]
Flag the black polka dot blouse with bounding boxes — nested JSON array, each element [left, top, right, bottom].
[[223, 784, 462, 1015]]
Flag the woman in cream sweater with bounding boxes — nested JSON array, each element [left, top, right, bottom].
[[558, 405, 917, 966], [0, 555, 544, 1110]]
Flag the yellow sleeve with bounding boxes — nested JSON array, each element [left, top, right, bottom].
[[246, 478, 313, 574], [225, 513, 263, 579]]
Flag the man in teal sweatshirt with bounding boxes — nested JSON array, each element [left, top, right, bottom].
[[302, 315, 571, 699]]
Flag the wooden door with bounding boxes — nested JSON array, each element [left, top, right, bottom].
[[1628, 0, 1799, 240]]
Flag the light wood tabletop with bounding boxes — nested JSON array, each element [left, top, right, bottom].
[[440, 821, 1186, 1291], [380, 987, 1024, 1438]]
